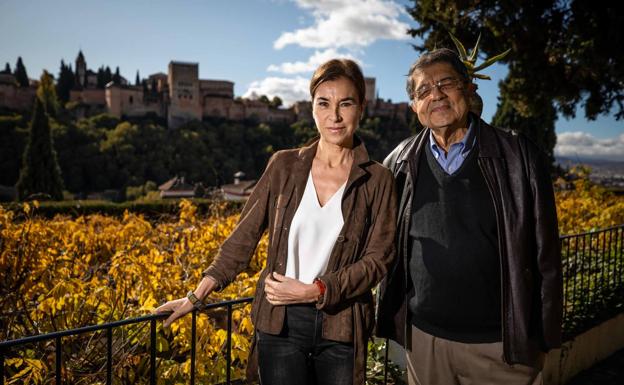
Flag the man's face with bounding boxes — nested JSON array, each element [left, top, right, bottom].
[[410, 62, 474, 132]]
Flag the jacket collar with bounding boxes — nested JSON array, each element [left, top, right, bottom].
[[474, 114, 502, 158], [398, 113, 502, 165]]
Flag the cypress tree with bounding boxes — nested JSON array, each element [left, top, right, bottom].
[[16, 97, 65, 201], [135, 70, 140, 86], [113, 66, 121, 84], [96, 66, 106, 88], [2, 62, 10, 74], [56, 60, 75, 103], [14, 56, 29, 87], [104, 66, 112, 84]]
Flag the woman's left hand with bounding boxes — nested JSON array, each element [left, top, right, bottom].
[[264, 272, 320, 305]]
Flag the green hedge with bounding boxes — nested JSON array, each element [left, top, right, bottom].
[[1, 199, 244, 219]]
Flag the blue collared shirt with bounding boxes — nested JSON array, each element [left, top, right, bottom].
[[429, 118, 477, 175]]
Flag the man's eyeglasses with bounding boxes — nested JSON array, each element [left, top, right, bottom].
[[415, 77, 464, 100]]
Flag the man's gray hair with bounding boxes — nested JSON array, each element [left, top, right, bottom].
[[406, 48, 471, 101]]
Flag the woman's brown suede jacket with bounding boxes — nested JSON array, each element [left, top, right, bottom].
[[203, 137, 397, 384]]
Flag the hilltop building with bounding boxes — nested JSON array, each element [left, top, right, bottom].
[[0, 51, 411, 127], [0, 73, 37, 112]]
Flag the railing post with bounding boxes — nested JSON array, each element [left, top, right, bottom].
[[601, 231, 607, 303], [383, 338, 389, 385], [106, 327, 112, 385], [611, 229, 617, 291], [562, 238, 568, 325], [1, 350, 5, 385], [572, 237, 579, 325], [55, 335, 62, 385], [191, 310, 196, 385], [226, 304, 232, 385], [589, 233, 594, 308], [581, 235, 587, 314], [150, 319, 156, 385], [617, 228, 624, 284]]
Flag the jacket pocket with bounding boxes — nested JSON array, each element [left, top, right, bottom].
[[271, 192, 293, 244], [269, 191, 294, 271]]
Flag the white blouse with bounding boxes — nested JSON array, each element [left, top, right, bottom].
[[285, 171, 346, 284]]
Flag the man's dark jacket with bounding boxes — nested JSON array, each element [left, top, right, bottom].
[[375, 115, 562, 365]]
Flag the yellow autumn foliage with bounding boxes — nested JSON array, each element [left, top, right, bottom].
[[0, 199, 265, 384], [555, 167, 624, 234], [1, 171, 622, 384]]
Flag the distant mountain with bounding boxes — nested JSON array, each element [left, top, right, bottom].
[[556, 156, 624, 177]]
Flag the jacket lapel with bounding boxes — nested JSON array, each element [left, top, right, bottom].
[[476, 115, 503, 159], [292, 140, 318, 209], [343, 136, 371, 196]]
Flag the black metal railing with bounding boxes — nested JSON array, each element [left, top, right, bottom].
[[1, 225, 623, 384], [0, 297, 253, 385], [561, 224, 624, 339]]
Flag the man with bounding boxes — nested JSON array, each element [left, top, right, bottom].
[[376, 48, 562, 385]]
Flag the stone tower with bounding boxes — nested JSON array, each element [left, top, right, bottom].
[[364, 77, 376, 103], [167, 61, 201, 128]]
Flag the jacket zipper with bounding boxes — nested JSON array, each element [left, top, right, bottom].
[[478, 157, 511, 364]]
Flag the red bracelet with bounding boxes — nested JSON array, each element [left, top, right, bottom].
[[314, 279, 326, 297]]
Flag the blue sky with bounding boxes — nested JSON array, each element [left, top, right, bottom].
[[1, 0, 622, 159]]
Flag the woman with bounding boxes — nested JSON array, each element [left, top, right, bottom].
[[156, 59, 396, 385]]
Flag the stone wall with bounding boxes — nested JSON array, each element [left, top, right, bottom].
[[0, 77, 36, 111]]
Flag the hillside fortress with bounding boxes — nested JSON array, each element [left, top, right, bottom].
[[0, 51, 410, 128]]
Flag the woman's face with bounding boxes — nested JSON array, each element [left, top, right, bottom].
[[312, 76, 363, 148]]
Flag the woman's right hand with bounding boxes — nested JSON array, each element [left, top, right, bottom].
[[155, 297, 194, 328], [154, 276, 218, 328]]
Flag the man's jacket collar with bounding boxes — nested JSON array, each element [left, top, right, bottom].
[[396, 113, 503, 167]]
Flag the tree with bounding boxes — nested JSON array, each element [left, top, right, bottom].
[[113, 67, 121, 84], [406, 0, 624, 160], [96, 66, 105, 88], [492, 80, 558, 164], [16, 97, 64, 201], [56, 60, 75, 103], [270, 96, 283, 108], [14, 56, 29, 87], [135, 70, 140, 86], [105, 66, 112, 84], [0, 115, 27, 188], [37, 70, 60, 117], [2, 63, 10, 74]]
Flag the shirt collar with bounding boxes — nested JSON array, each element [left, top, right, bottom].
[[428, 115, 476, 155]]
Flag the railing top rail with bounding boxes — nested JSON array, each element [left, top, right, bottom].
[[0, 296, 253, 350], [559, 224, 624, 240]]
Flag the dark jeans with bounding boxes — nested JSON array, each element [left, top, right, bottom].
[[257, 304, 354, 385]]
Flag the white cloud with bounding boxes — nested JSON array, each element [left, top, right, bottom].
[[274, 0, 409, 50], [555, 132, 624, 161], [243, 76, 310, 106], [267, 48, 360, 74], [245, 0, 409, 105]]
